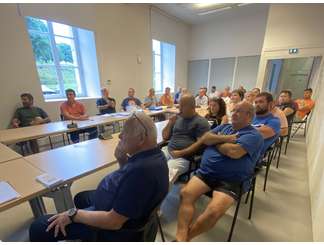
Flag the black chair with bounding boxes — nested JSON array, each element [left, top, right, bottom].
[[176, 154, 202, 183], [94, 207, 165, 242], [291, 114, 309, 138], [260, 144, 277, 192], [274, 136, 285, 168]]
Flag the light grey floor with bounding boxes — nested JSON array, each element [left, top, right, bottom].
[[0, 131, 313, 242]]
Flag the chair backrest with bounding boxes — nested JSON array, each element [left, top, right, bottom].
[[95, 206, 160, 242]]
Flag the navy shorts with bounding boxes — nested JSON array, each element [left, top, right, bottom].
[[195, 172, 242, 201]]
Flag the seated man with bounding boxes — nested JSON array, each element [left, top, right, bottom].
[[271, 105, 288, 136], [60, 89, 98, 143], [96, 88, 116, 115], [253, 92, 281, 158], [11, 93, 50, 153], [276, 90, 298, 125], [195, 88, 208, 107], [143, 88, 159, 108], [174, 101, 263, 241], [121, 88, 142, 111], [29, 112, 169, 242], [160, 87, 174, 107], [162, 94, 210, 179], [295, 88, 315, 121]]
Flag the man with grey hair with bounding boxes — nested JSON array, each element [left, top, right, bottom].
[[174, 101, 264, 241], [29, 112, 169, 242], [162, 94, 210, 179], [96, 88, 116, 115]]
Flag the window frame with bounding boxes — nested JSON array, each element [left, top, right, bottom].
[[26, 17, 87, 100], [152, 39, 175, 94]]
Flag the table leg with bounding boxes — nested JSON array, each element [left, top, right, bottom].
[[29, 197, 47, 218]]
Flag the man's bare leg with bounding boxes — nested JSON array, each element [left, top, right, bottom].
[[187, 191, 235, 241], [176, 176, 211, 241]]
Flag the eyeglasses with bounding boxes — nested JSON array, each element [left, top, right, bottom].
[[131, 112, 148, 136]]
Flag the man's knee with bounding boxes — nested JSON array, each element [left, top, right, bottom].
[[29, 215, 51, 242], [180, 185, 198, 203]]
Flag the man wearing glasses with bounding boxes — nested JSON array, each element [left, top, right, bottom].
[[29, 112, 169, 242]]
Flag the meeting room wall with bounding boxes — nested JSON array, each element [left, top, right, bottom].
[[256, 4, 324, 241], [187, 4, 268, 93], [189, 4, 268, 61], [0, 4, 190, 129], [0, 4, 151, 129], [150, 7, 190, 91]]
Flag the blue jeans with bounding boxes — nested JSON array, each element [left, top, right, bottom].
[[69, 127, 98, 143], [29, 191, 96, 242]]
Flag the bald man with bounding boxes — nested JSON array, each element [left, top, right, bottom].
[[30, 112, 169, 242], [174, 101, 263, 241], [121, 88, 142, 111], [162, 94, 210, 179]]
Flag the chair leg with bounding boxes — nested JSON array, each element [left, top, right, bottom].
[[304, 122, 307, 137], [20, 143, 26, 156], [248, 177, 256, 220], [227, 194, 242, 242], [48, 136, 54, 149], [276, 139, 283, 168], [156, 214, 165, 242], [263, 152, 272, 192], [284, 136, 289, 154], [244, 189, 250, 204]]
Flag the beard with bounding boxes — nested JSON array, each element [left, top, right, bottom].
[[255, 108, 268, 115]]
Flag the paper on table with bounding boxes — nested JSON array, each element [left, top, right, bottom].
[[0, 181, 21, 204], [36, 173, 63, 188]]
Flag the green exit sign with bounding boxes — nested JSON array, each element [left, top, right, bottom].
[[289, 48, 299, 54]]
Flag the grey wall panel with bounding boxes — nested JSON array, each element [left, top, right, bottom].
[[187, 59, 209, 94], [234, 55, 260, 90], [209, 57, 235, 92]]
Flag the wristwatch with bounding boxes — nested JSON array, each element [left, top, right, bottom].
[[67, 207, 78, 222]]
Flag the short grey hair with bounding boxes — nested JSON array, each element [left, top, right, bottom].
[[124, 112, 157, 142]]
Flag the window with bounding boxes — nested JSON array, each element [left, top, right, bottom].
[[152, 39, 176, 93], [26, 16, 91, 99]]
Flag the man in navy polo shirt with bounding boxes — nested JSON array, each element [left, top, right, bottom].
[[174, 101, 263, 241], [121, 88, 142, 111], [253, 92, 281, 160], [29, 112, 169, 242]]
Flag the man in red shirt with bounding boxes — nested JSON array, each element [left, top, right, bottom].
[[60, 89, 98, 143]]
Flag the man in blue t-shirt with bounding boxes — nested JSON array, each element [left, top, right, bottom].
[[29, 112, 169, 242], [174, 101, 263, 242], [121, 88, 142, 111], [253, 92, 281, 160]]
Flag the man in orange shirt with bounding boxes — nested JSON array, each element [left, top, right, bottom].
[[60, 89, 98, 143], [160, 87, 174, 107], [295, 88, 315, 121]]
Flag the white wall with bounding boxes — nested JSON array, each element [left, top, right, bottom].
[[0, 3, 190, 129], [0, 4, 151, 129], [257, 4, 324, 241], [150, 7, 190, 89], [189, 4, 269, 60]]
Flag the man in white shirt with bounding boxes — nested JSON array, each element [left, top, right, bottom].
[[208, 86, 220, 99], [195, 88, 208, 107]]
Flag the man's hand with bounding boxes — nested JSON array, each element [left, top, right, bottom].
[[170, 150, 184, 159], [46, 212, 72, 238], [115, 142, 128, 167], [168, 115, 177, 126], [224, 134, 238, 144], [200, 132, 237, 145], [12, 121, 20, 128], [79, 115, 89, 121]]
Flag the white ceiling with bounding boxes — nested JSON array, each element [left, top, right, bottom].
[[152, 3, 269, 25]]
